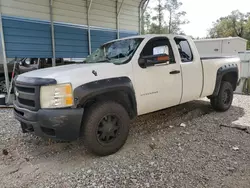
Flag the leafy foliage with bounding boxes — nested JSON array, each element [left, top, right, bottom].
[[151, 0, 166, 33], [208, 10, 250, 49], [142, 0, 188, 34], [165, 0, 188, 34]]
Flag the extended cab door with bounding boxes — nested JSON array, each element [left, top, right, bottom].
[[133, 37, 182, 115], [174, 37, 203, 103]]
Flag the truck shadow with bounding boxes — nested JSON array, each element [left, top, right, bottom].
[[19, 99, 245, 162], [129, 99, 244, 137], [130, 100, 216, 137]]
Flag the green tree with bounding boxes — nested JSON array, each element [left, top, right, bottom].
[[245, 15, 250, 49], [142, 0, 188, 34], [151, 0, 166, 34], [231, 11, 250, 37], [143, 10, 152, 34], [165, 0, 188, 34], [208, 17, 236, 38], [208, 10, 250, 50]]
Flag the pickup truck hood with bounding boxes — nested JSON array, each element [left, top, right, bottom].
[[17, 63, 132, 89]]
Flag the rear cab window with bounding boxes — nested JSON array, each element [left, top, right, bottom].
[[174, 38, 193, 63]]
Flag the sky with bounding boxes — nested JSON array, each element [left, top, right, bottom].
[[148, 0, 250, 38]]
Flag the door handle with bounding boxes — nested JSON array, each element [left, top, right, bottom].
[[169, 70, 180, 74]]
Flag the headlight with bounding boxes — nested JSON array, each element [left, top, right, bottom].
[[40, 83, 73, 108]]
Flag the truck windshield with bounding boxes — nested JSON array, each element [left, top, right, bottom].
[[85, 38, 143, 64]]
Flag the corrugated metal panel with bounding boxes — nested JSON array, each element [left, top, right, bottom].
[[90, 29, 138, 52], [1, 0, 142, 58], [119, 31, 138, 38], [2, 16, 52, 58], [2, 15, 138, 58], [54, 24, 88, 58], [1, 0, 141, 32], [53, 0, 87, 25], [118, 0, 140, 31], [91, 29, 117, 52], [14, 0, 49, 6], [1, 0, 50, 21], [89, 0, 116, 29], [88, 0, 140, 30]]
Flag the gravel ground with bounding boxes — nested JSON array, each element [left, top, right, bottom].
[[1, 95, 250, 188]]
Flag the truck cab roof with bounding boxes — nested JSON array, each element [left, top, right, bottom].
[[103, 34, 192, 46]]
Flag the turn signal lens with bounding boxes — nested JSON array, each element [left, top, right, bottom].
[[157, 55, 169, 61]]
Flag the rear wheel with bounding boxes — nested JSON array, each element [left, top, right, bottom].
[[82, 101, 130, 156], [210, 81, 234, 112]]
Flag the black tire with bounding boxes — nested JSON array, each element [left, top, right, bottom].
[[82, 101, 130, 156], [210, 81, 234, 112], [0, 76, 14, 94], [0, 79, 7, 93]]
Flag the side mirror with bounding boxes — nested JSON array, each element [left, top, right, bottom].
[[138, 54, 170, 68]]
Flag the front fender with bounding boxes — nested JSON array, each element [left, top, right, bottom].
[[73, 77, 137, 115]]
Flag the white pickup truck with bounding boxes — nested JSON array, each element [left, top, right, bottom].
[[13, 34, 240, 156]]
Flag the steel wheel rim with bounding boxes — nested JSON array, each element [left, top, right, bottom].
[[97, 115, 120, 144]]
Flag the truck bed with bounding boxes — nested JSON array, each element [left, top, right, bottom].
[[200, 56, 240, 98]]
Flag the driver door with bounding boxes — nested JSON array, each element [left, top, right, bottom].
[[133, 37, 182, 115]]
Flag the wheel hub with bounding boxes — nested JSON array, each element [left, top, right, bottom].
[[97, 115, 119, 144]]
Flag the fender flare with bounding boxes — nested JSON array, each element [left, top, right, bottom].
[[211, 63, 238, 97], [73, 77, 137, 117]]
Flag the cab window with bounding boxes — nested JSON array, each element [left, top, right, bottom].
[[140, 37, 175, 65], [174, 38, 193, 62]]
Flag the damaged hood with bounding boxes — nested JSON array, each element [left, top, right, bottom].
[[17, 63, 132, 89]]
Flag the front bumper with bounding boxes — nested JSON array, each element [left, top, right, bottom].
[[13, 102, 84, 141]]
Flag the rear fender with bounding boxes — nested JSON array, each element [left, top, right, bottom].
[[211, 63, 238, 97]]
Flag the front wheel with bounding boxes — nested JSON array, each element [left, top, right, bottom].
[[82, 101, 130, 156], [210, 81, 234, 112]]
